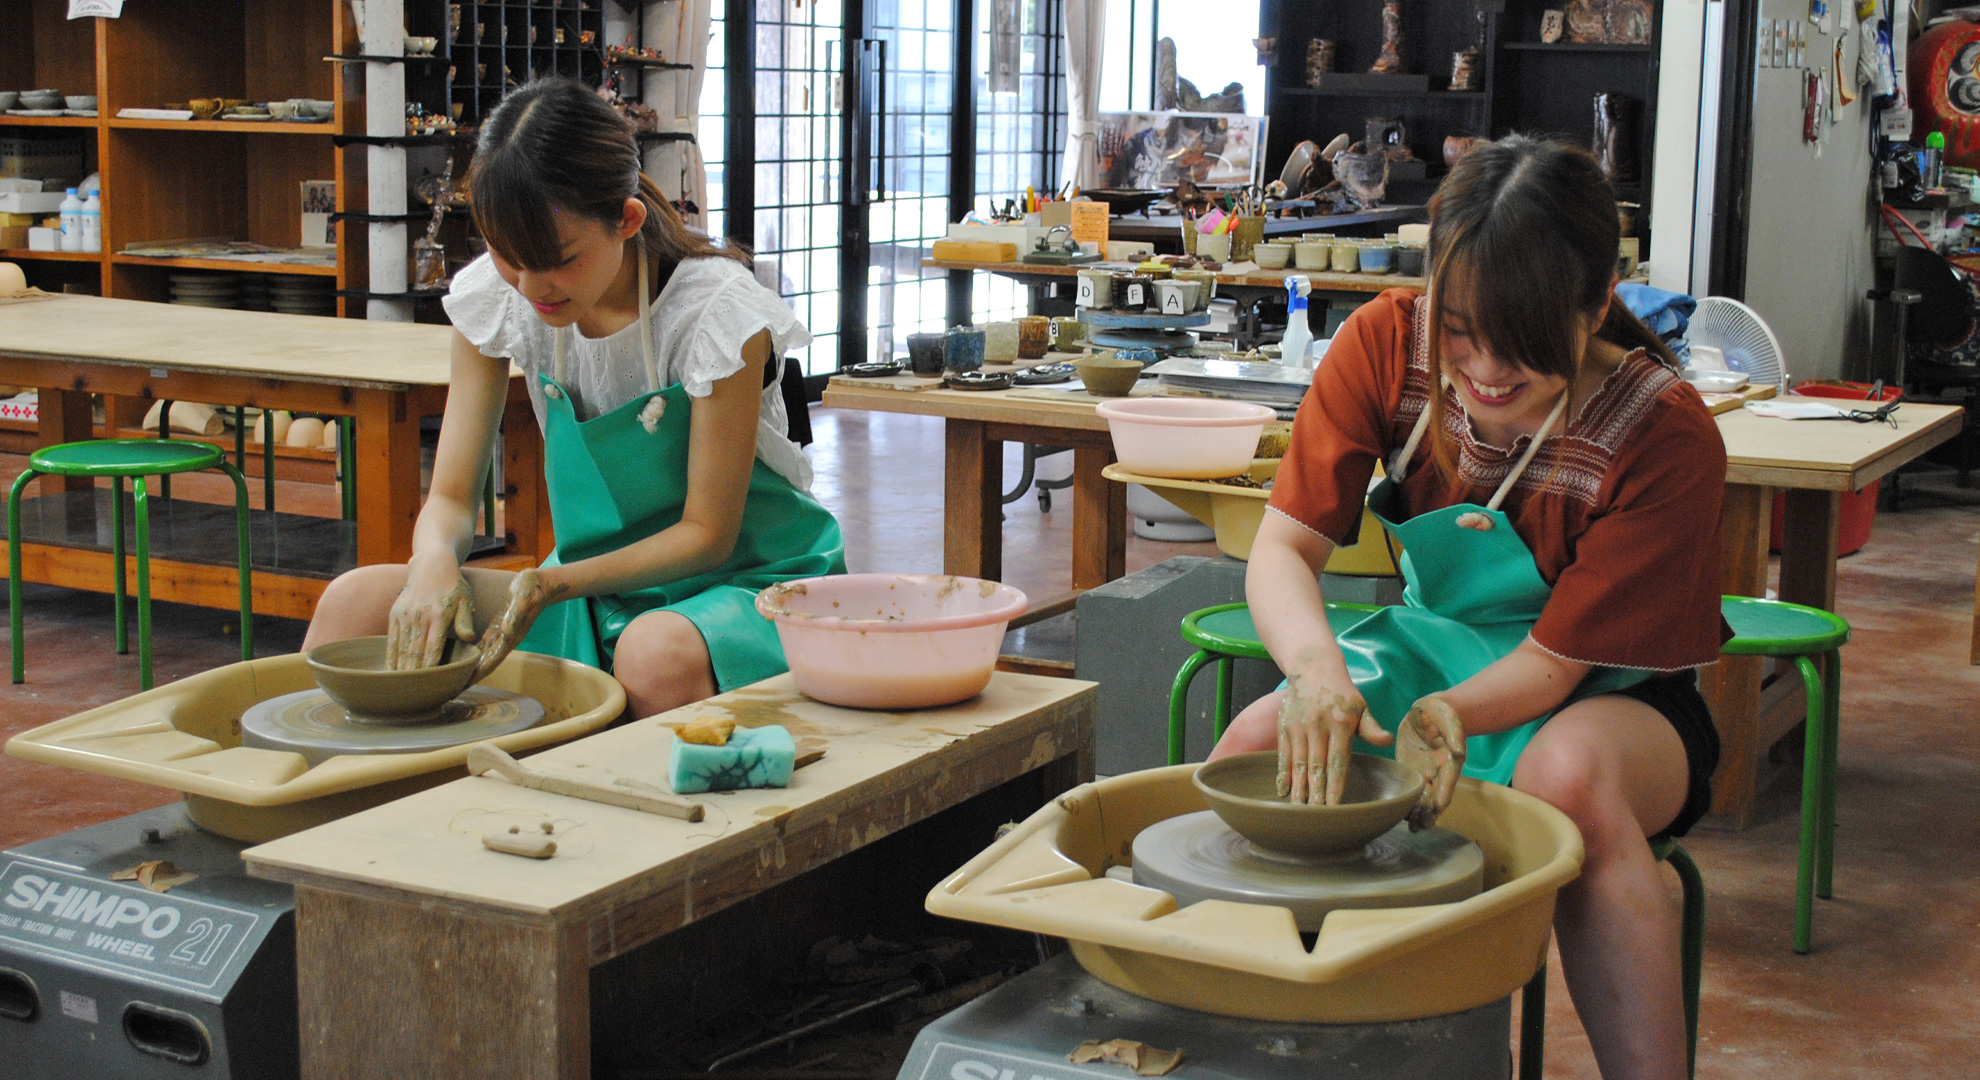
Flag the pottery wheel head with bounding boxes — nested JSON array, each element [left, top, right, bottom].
[[240, 687, 546, 766]]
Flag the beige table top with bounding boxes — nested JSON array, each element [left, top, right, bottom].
[[243, 672, 1094, 919], [0, 294, 456, 389], [926, 258, 1424, 293], [1718, 396, 1965, 491]]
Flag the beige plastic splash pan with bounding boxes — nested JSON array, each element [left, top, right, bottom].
[[927, 764, 1583, 1024], [6, 651, 626, 843], [1102, 460, 1399, 575]]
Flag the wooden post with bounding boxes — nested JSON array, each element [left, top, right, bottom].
[[1071, 444, 1127, 591], [944, 419, 1001, 580], [1702, 482, 1772, 828], [502, 378, 554, 562], [1777, 489, 1841, 611], [352, 389, 422, 565]]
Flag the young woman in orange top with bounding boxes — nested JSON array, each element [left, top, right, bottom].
[[1211, 136, 1725, 1080]]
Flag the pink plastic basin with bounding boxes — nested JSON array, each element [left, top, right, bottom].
[[756, 574, 1029, 709], [1096, 398, 1277, 479]]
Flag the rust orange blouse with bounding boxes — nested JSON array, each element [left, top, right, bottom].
[[1268, 289, 1729, 671]]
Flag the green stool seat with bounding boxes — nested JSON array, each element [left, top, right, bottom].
[[1720, 595, 1848, 955], [1167, 601, 1381, 767], [1520, 835, 1705, 1080], [10, 438, 253, 690]]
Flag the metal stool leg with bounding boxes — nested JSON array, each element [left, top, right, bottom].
[[339, 416, 356, 522], [111, 475, 127, 654], [133, 476, 153, 691], [1664, 842, 1706, 1080], [157, 400, 172, 500], [1818, 648, 1841, 899], [1518, 965, 1545, 1080], [221, 462, 253, 661], [9, 468, 38, 684], [1213, 656, 1234, 741], [235, 407, 247, 470], [1167, 649, 1215, 766], [261, 409, 275, 514], [1792, 654, 1826, 954]]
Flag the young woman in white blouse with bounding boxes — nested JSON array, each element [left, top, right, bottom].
[[304, 79, 845, 717]]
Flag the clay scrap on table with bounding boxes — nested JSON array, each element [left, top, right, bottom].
[[110, 860, 198, 893], [1069, 1039, 1186, 1076], [665, 716, 737, 746]]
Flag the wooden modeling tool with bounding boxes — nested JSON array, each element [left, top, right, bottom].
[[467, 743, 707, 822]]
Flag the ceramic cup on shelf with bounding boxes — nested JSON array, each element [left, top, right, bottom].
[[906, 332, 947, 375], [1396, 244, 1426, 277], [1075, 267, 1112, 309], [1017, 316, 1051, 359], [1360, 243, 1396, 274], [1111, 273, 1153, 312], [1253, 242, 1291, 270], [1172, 268, 1216, 310], [1330, 241, 1361, 274], [983, 321, 1020, 363], [1294, 240, 1332, 271], [1196, 231, 1232, 263], [267, 101, 299, 120], [1231, 215, 1266, 261], [1049, 316, 1086, 348], [944, 327, 986, 374]]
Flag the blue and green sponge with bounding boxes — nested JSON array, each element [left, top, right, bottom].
[[670, 724, 796, 794]]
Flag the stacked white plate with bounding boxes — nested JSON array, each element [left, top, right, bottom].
[[169, 272, 241, 309], [268, 276, 336, 317]]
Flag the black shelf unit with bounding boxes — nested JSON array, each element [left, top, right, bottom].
[[1260, 0, 1659, 251], [407, 1, 608, 132]]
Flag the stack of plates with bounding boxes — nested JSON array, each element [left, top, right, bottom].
[[238, 274, 272, 312], [169, 273, 241, 309], [268, 276, 336, 317]]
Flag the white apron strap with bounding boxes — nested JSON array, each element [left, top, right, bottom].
[[1484, 389, 1571, 511]]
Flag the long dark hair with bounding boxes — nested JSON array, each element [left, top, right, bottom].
[[468, 78, 746, 274], [1422, 135, 1674, 476]]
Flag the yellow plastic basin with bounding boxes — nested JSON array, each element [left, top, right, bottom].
[[1103, 459, 1399, 576], [926, 764, 1584, 1024]]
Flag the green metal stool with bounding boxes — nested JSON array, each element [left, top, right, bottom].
[[1519, 835, 1705, 1080], [10, 439, 253, 690], [1166, 601, 1381, 766], [1720, 595, 1849, 954]]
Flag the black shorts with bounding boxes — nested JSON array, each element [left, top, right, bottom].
[[1607, 671, 1720, 838]]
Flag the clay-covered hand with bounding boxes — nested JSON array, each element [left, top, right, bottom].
[[385, 566, 477, 671], [1395, 694, 1466, 830], [1277, 675, 1393, 805], [472, 569, 561, 682]]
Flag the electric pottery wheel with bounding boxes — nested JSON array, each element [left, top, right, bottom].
[[1128, 754, 1485, 932], [6, 649, 626, 842], [927, 761, 1585, 1024]]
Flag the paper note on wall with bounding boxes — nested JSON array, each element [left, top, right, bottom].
[[68, 0, 125, 17], [1070, 201, 1109, 251]]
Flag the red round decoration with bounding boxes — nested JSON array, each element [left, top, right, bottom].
[[1910, 20, 1980, 169]]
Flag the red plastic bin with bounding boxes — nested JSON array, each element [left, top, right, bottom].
[[1768, 380, 1901, 556]]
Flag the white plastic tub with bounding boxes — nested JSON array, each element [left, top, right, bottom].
[[1095, 397, 1277, 479], [756, 574, 1029, 710]]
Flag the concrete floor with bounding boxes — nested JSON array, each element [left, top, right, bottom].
[[2, 405, 1978, 1078]]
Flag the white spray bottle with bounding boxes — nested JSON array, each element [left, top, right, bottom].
[[1281, 275, 1314, 369]]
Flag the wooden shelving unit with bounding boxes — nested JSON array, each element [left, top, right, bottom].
[[0, 0, 352, 304]]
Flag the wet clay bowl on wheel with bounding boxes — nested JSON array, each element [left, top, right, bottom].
[[756, 574, 1028, 710], [306, 636, 482, 724], [1193, 752, 1423, 858], [1095, 397, 1276, 479]]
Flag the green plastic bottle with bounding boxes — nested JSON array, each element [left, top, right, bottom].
[[1924, 131, 1946, 190]]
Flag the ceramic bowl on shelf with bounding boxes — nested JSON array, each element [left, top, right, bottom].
[[1074, 353, 1144, 397], [0, 93, 19, 111], [267, 101, 299, 120], [756, 573, 1029, 710], [18, 90, 63, 110], [299, 99, 334, 119], [63, 95, 95, 111], [1095, 397, 1276, 479]]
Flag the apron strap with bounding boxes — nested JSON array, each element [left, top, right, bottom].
[[1484, 389, 1571, 511], [1388, 381, 1441, 484], [549, 234, 662, 395]]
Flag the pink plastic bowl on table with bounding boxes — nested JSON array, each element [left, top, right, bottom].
[[1095, 398, 1277, 479], [756, 574, 1029, 709]]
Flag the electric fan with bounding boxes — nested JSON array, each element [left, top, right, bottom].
[[1686, 297, 1787, 391]]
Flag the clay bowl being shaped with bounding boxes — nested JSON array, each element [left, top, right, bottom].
[[1194, 751, 1425, 858], [1075, 353, 1144, 397], [756, 574, 1028, 710], [306, 636, 482, 724]]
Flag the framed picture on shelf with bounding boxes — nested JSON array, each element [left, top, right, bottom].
[[300, 181, 336, 249], [1095, 112, 1270, 190]]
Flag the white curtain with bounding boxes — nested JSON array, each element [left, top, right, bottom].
[[643, 0, 713, 232], [1061, 0, 1106, 190]]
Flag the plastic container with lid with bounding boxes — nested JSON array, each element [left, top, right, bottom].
[[79, 188, 100, 253], [57, 188, 83, 252]]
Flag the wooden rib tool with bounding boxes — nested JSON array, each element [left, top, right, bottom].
[[466, 743, 706, 822]]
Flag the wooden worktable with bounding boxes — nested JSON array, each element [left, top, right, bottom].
[[243, 672, 1096, 1080], [1708, 397, 1964, 825], [0, 295, 550, 619]]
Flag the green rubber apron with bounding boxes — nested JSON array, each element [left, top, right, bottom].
[[516, 242, 846, 690], [1334, 385, 1649, 784]]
